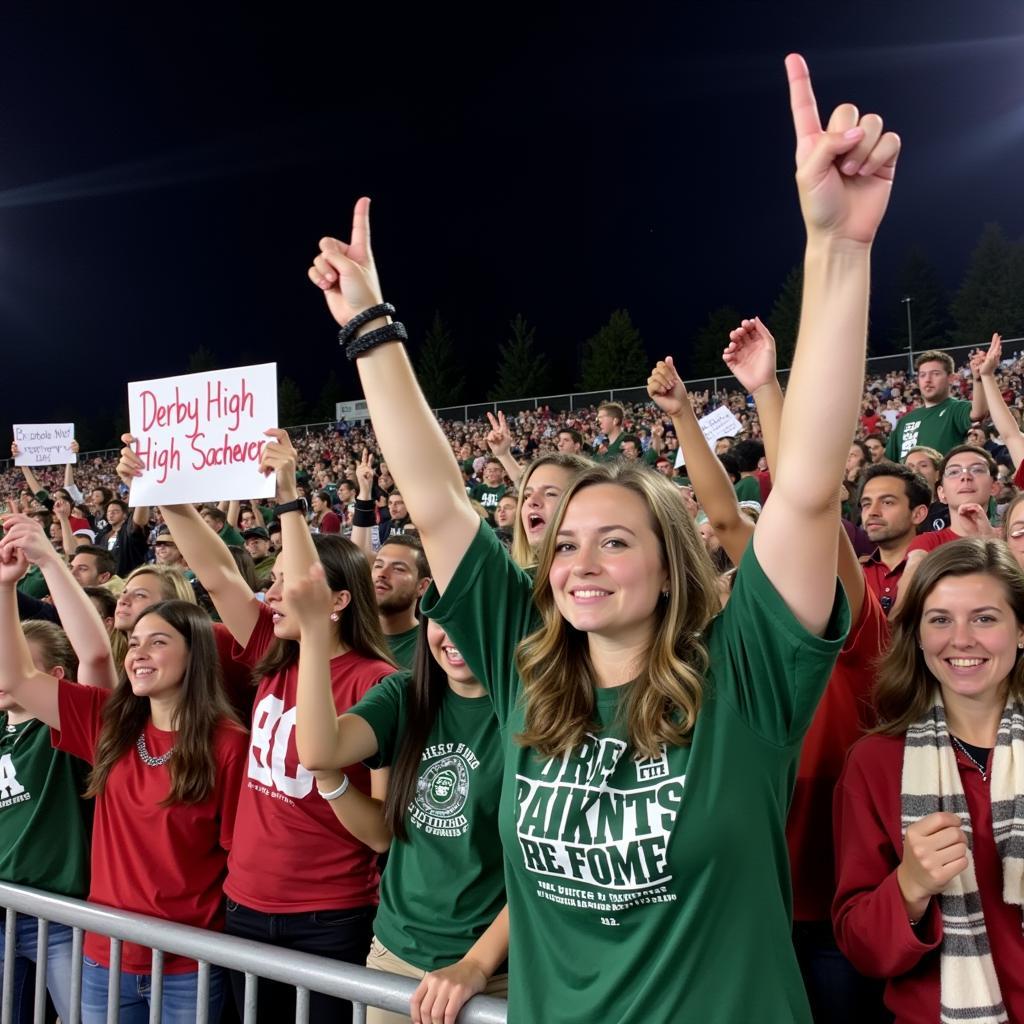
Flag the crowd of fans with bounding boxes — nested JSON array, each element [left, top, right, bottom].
[[4, 55, 1024, 1024]]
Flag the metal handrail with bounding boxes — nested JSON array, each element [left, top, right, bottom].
[[0, 882, 507, 1024]]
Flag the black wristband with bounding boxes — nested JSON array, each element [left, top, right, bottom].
[[354, 498, 376, 512], [274, 498, 308, 518], [337, 303, 396, 348], [351, 505, 376, 528], [346, 322, 409, 361]]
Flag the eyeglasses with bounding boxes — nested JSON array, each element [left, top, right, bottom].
[[942, 464, 991, 480]]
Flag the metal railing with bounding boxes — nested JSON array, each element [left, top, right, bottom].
[[0, 882, 507, 1024]]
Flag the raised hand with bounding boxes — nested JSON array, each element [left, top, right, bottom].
[[117, 433, 144, 487], [308, 198, 384, 328], [787, 53, 900, 246], [647, 357, 690, 418], [0, 514, 57, 565], [259, 429, 299, 502], [485, 411, 512, 457], [284, 559, 335, 626], [957, 503, 995, 539], [897, 811, 968, 915], [52, 497, 71, 520], [0, 543, 28, 587], [9, 442, 19, 457], [723, 317, 778, 394], [355, 449, 375, 499], [976, 333, 1002, 378]]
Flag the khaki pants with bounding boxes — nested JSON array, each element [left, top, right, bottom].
[[365, 936, 509, 1024]]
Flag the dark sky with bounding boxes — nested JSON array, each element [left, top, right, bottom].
[[2, 3, 1023, 435]]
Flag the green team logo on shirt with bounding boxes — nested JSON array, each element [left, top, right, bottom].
[[0, 753, 30, 808], [515, 734, 684, 912], [412, 744, 480, 838]]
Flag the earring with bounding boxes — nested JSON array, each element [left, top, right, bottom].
[[330, 612, 340, 622], [661, 588, 670, 598]]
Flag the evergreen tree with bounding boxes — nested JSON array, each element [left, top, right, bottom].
[[578, 310, 648, 390], [951, 223, 1024, 346], [187, 345, 218, 373], [278, 377, 306, 426], [415, 312, 465, 407], [768, 265, 803, 368], [488, 315, 552, 400], [892, 246, 949, 352], [314, 369, 341, 421], [689, 306, 743, 380]]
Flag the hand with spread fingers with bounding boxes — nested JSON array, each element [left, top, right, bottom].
[[485, 411, 512, 457], [308, 197, 385, 328], [355, 449, 375, 500], [787, 53, 900, 245]]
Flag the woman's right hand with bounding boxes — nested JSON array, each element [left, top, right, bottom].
[[896, 811, 968, 917], [0, 514, 58, 566], [355, 449, 375, 499], [485, 411, 512, 457], [0, 543, 27, 587], [308, 197, 384, 328]]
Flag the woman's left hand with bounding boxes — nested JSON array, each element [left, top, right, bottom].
[[410, 958, 487, 1024], [259, 429, 299, 501]]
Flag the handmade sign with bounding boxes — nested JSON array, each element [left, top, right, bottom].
[[13, 424, 76, 466], [127, 363, 278, 505], [674, 405, 744, 468]]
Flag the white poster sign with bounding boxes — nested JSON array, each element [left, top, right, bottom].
[[127, 363, 278, 505], [13, 424, 77, 466], [675, 406, 744, 468]]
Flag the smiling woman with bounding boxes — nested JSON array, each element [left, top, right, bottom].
[[834, 539, 1024, 1023]]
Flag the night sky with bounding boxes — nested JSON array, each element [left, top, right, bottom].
[[2, 4, 1023, 437]]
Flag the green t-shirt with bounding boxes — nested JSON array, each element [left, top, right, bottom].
[[351, 672, 505, 972], [0, 717, 91, 897], [734, 475, 762, 503], [16, 563, 50, 600], [593, 433, 624, 463], [386, 626, 420, 672], [421, 523, 848, 1024], [884, 396, 973, 462], [471, 483, 507, 512]]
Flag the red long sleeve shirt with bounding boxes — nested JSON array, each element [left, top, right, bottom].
[[833, 734, 1024, 1023]]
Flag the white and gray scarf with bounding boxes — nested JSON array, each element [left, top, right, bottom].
[[901, 695, 1024, 1024]]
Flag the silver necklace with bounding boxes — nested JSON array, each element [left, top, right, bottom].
[[951, 735, 989, 782], [136, 733, 174, 767]]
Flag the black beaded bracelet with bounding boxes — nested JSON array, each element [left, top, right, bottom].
[[337, 303, 396, 348], [346, 322, 409, 361]]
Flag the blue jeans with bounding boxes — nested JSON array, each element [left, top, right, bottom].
[[0, 915, 74, 1023], [81, 956, 225, 1024]]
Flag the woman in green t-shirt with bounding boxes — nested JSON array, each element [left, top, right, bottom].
[[306, 55, 900, 1022], [291, 569, 508, 1024]]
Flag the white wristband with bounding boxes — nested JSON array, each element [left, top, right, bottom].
[[317, 775, 350, 801]]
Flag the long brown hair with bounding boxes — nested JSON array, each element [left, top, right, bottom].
[[383, 618, 451, 842], [510, 452, 591, 568], [875, 538, 1024, 734], [86, 600, 241, 805], [253, 535, 393, 679], [516, 461, 720, 759]]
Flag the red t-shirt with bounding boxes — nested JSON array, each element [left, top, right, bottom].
[[52, 681, 248, 974], [907, 527, 959, 555], [223, 602, 393, 912], [861, 548, 909, 610], [788, 589, 889, 921], [753, 469, 772, 504], [833, 734, 1024, 1022], [1014, 460, 1024, 490], [315, 511, 342, 535]]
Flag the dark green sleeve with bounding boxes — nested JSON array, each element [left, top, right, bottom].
[[419, 521, 537, 727], [348, 671, 409, 768], [706, 541, 850, 746], [884, 425, 899, 462]]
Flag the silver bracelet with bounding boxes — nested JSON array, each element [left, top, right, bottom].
[[317, 775, 350, 801]]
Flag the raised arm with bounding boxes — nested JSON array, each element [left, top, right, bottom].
[[485, 411, 523, 485], [977, 334, 1024, 467], [647, 357, 753, 567], [0, 546, 61, 729], [0, 514, 116, 689], [968, 348, 989, 422], [290, 560, 391, 852], [309, 199, 479, 592], [753, 55, 900, 634], [225, 500, 241, 530], [53, 497, 77, 562], [118, 434, 260, 647], [13, 450, 44, 499], [349, 449, 376, 561]]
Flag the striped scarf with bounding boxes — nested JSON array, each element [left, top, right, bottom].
[[901, 695, 1024, 1024]]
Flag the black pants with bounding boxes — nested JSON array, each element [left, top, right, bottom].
[[225, 899, 375, 1024]]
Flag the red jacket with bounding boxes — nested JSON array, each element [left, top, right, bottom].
[[833, 734, 1024, 1023]]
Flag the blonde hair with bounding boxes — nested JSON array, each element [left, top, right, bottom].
[[510, 453, 591, 569], [516, 462, 720, 758], [23, 621, 79, 679], [112, 565, 197, 666]]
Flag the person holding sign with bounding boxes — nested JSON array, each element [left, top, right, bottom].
[[0, 536, 247, 1024], [307, 53, 899, 1022], [118, 428, 395, 1024]]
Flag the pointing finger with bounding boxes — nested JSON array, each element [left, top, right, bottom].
[[785, 53, 822, 142], [351, 196, 372, 255]]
